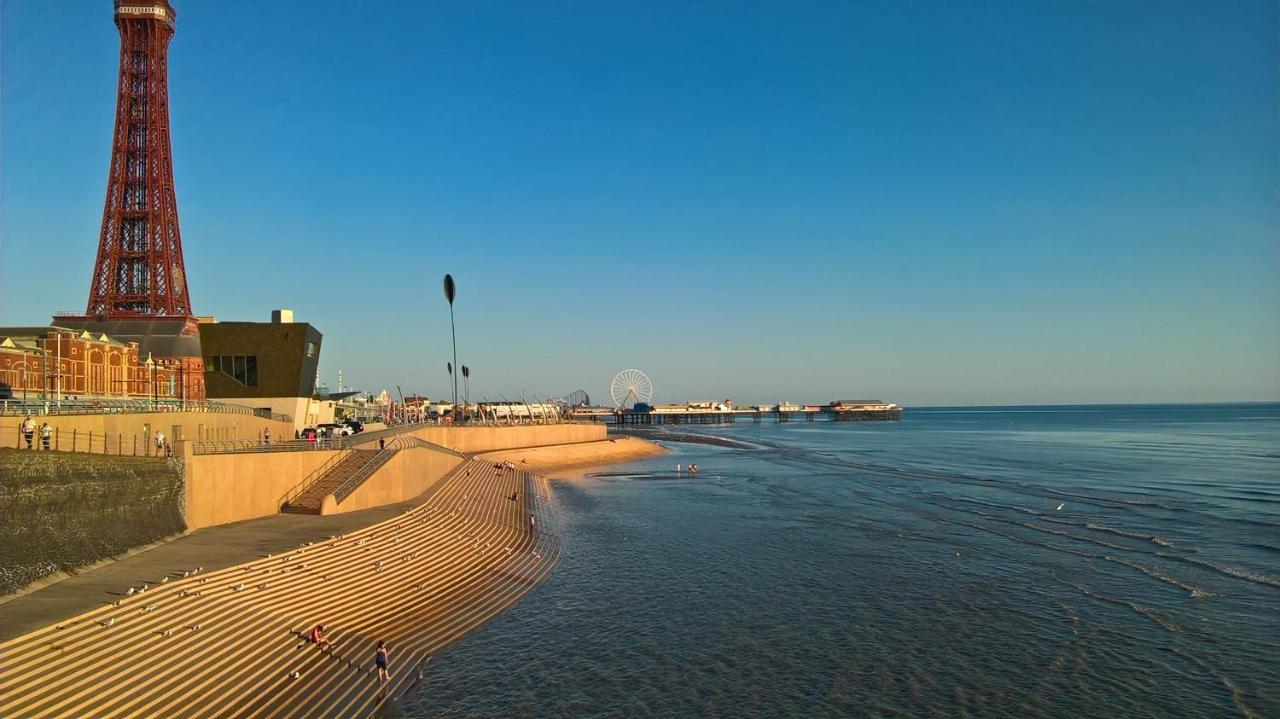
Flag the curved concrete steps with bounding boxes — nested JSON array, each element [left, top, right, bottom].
[[0, 459, 559, 719]]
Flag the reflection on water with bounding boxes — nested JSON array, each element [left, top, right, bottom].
[[404, 404, 1280, 717]]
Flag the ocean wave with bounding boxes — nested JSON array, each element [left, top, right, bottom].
[[1086, 523, 1175, 548], [1160, 555, 1280, 590], [1103, 556, 1214, 598]]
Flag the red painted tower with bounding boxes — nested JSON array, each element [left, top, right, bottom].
[[54, 1, 206, 402], [84, 1, 191, 320]]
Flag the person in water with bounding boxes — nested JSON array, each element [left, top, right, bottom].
[[375, 641, 390, 685]]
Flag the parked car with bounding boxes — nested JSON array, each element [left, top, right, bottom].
[[316, 423, 353, 438], [342, 419, 364, 433]]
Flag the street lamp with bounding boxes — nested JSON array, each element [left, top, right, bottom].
[[144, 353, 155, 411], [465, 363, 476, 414], [443, 274, 458, 410]]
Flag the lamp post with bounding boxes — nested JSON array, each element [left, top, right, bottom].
[[443, 274, 458, 410], [462, 365, 470, 417], [144, 353, 155, 411]]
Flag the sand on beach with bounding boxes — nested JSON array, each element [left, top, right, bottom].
[[478, 435, 668, 473]]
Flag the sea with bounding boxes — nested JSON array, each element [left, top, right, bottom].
[[402, 404, 1279, 717]]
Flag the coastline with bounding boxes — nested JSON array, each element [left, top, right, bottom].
[[478, 435, 669, 472], [0, 435, 666, 719]]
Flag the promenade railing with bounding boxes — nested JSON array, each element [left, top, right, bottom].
[[5, 424, 175, 456], [0, 397, 290, 423]]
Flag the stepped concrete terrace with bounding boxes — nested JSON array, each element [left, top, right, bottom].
[[0, 457, 560, 719]]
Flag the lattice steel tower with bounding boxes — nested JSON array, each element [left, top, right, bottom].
[[84, 1, 191, 318]]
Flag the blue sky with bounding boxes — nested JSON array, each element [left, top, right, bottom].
[[2, 0, 1276, 406]]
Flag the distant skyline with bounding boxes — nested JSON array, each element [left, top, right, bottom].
[[2, 1, 1277, 406]]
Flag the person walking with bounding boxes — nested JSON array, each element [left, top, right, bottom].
[[378, 438, 385, 450], [374, 641, 390, 685], [40, 422, 52, 451], [154, 430, 165, 457], [263, 428, 271, 448], [20, 414, 36, 449]]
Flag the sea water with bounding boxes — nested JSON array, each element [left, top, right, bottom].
[[403, 404, 1279, 717]]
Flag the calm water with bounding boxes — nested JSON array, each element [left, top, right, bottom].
[[403, 404, 1279, 717]]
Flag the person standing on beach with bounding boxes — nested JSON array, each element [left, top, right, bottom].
[[154, 430, 165, 456], [374, 641, 390, 685], [263, 428, 270, 447], [21, 415, 36, 449], [40, 422, 52, 450]]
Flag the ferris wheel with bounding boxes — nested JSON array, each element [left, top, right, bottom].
[[610, 369, 653, 408]]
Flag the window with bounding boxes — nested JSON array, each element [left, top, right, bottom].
[[306, 341, 318, 358], [207, 355, 258, 387]]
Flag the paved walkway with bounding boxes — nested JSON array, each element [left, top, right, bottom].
[[0, 493, 434, 642]]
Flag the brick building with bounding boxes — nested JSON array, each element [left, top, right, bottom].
[[0, 326, 203, 402]]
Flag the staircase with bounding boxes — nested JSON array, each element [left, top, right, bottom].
[[282, 449, 390, 514]]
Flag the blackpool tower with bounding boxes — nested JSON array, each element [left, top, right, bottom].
[[55, 1, 205, 401], [82, 0, 192, 320]]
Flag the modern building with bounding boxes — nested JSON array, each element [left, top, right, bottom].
[[198, 311, 327, 430]]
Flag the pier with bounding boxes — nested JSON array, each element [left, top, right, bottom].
[[571, 400, 902, 426]]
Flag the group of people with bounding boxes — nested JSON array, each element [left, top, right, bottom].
[[18, 415, 52, 450], [306, 624, 391, 685]]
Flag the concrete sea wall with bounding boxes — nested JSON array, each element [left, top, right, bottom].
[[0, 449, 185, 596]]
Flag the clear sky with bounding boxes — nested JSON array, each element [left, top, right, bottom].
[[2, 1, 1277, 406]]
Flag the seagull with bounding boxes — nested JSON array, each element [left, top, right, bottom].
[[234, 583, 245, 592], [140, 583, 149, 592], [190, 624, 202, 631], [125, 587, 136, 596], [181, 571, 190, 578], [258, 583, 269, 590], [101, 618, 115, 628], [1056, 503, 1065, 511], [160, 577, 168, 584], [291, 671, 301, 679], [196, 566, 204, 574], [112, 600, 122, 607], [160, 629, 172, 637]]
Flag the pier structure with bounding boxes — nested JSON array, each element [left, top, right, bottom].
[[572, 400, 902, 425]]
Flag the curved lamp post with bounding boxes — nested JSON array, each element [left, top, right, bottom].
[[443, 274, 458, 410]]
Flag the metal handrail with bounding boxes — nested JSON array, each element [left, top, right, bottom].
[[279, 448, 352, 508], [0, 397, 290, 423], [191, 438, 338, 455], [330, 442, 402, 504]]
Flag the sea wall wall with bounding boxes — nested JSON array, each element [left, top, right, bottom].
[[0, 448, 185, 596], [184, 448, 342, 530], [350, 423, 607, 453], [327, 446, 464, 515]]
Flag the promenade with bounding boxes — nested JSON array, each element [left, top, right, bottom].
[[0, 457, 559, 719]]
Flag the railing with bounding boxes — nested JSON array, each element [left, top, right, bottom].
[[4, 424, 172, 456], [278, 449, 352, 508], [0, 397, 290, 423], [191, 438, 341, 455], [330, 439, 406, 504]]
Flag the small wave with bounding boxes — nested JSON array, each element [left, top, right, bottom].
[[1161, 554, 1280, 590], [1172, 647, 1259, 719], [1104, 556, 1215, 599], [1086, 523, 1175, 548], [1057, 577, 1180, 633]]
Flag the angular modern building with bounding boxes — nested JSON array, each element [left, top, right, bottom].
[[198, 312, 328, 429]]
